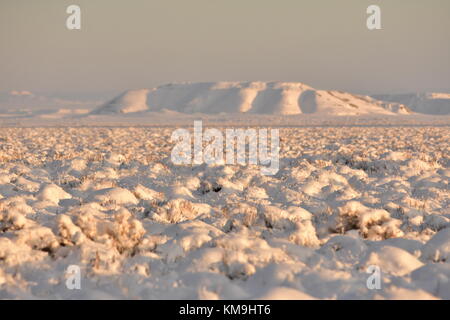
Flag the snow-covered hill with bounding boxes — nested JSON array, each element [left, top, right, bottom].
[[93, 82, 412, 116], [372, 93, 450, 115]]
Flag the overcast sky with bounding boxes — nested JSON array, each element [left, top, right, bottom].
[[1, 0, 449, 98]]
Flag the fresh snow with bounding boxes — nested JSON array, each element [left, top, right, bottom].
[[0, 126, 449, 299]]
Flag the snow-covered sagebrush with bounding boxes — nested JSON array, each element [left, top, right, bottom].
[[0, 126, 449, 299]]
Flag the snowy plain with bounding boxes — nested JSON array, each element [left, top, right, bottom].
[[0, 82, 449, 300], [0, 124, 449, 299]]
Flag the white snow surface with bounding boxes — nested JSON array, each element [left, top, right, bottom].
[[0, 126, 449, 300]]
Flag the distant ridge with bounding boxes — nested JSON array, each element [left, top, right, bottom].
[[372, 93, 450, 115], [92, 82, 414, 116]]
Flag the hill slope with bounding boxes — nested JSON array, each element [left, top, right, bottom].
[[372, 93, 450, 115]]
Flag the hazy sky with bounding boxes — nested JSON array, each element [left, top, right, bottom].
[[1, 0, 449, 98]]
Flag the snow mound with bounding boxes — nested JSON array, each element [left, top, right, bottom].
[[421, 228, 450, 263], [93, 82, 411, 116], [360, 246, 424, 276], [87, 187, 139, 205], [36, 184, 72, 204]]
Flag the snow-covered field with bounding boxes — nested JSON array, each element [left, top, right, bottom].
[[0, 125, 449, 299]]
